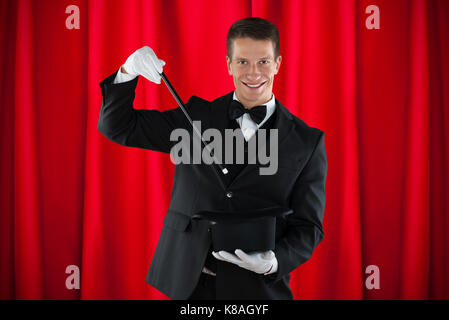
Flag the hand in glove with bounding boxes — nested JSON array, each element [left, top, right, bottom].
[[212, 249, 278, 275], [122, 46, 166, 84]]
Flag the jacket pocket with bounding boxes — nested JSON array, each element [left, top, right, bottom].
[[162, 210, 192, 232]]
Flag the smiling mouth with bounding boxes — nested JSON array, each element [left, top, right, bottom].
[[242, 81, 267, 89]]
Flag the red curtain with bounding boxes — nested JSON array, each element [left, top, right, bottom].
[[1, 0, 448, 300]]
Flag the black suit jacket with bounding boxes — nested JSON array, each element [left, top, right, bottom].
[[97, 71, 328, 300]]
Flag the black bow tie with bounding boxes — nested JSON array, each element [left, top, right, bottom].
[[228, 100, 267, 124]]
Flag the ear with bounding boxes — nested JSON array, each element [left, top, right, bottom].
[[226, 56, 232, 75], [274, 55, 282, 75]]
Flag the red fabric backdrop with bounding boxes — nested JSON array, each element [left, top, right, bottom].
[[1, 0, 448, 300]]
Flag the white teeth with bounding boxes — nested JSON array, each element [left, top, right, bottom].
[[245, 82, 264, 88]]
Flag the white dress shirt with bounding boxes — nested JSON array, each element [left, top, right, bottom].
[[232, 91, 276, 141], [113, 67, 137, 84]]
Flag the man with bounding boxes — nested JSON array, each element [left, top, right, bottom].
[[97, 17, 327, 300]]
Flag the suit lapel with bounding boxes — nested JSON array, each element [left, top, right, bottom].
[[209, 91, 234, 136], [229, 98, 295, 184], [207, 92, 234, 188], [206, 93, 296, 186], [246, 98, 295, 166], [273, 98, 295, 146]]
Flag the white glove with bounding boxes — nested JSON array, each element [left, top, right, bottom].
[[122, 46, 166, 84], [212, 249, 278, 275]]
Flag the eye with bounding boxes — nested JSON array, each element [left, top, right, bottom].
[[237, 60, 247, 65], [260, 60, 270, 64]]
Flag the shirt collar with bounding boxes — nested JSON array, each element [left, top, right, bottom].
[[232, 91, 276, 127]]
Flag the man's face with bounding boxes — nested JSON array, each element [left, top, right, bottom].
[[226, 37, 282, 109]]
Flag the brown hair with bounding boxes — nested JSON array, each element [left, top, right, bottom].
[[227, 17, 280, 60]]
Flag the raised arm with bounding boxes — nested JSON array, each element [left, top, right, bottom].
[[97, 46, 193, 153]]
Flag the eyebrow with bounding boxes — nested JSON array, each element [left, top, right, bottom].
[[235, 56, 272, 60]]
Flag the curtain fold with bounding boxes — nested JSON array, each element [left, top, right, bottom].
[[399, 0, 430, 299], [13, 0, 44, 299], [1, 0, 448, 299]]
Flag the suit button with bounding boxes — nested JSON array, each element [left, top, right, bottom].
[[226, 191, 233, 198]]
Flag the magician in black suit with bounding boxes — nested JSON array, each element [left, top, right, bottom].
[[97, 17, 327, 300]]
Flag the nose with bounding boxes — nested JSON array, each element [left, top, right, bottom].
[[246, 63, 262, 81]]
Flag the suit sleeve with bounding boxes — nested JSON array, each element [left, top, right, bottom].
[[97, 70, 193, 153], [265, 131, 328, 283]]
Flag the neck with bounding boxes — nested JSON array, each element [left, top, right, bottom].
[[235, 93, 273, 109]]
